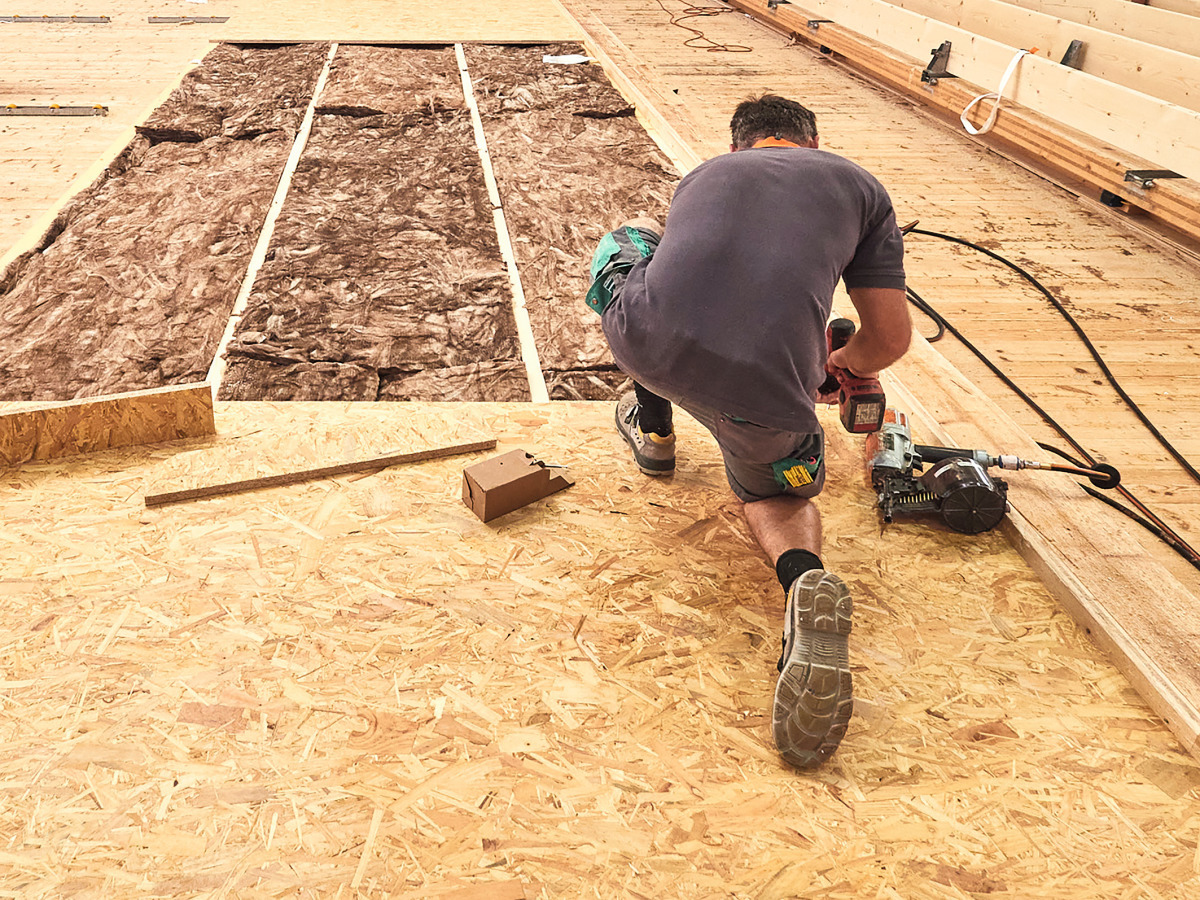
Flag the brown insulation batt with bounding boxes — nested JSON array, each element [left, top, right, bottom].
[[137, 42, 331, 143], [0, 43, 331, 402], [316, 43, 467, 117], [219, 47, 527, 402], [0, 135, 292, 401], [466, 42, 677, 399]]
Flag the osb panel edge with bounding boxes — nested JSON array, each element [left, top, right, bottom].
[[0, 382, 216, 467]]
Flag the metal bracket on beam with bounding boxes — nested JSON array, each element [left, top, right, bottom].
[[0, 14, 110, 22], [921, 41, 957, 85], [147, 16, 230, 24], [1124, 169, 1184, 189], [1060, 39, 1085, 69], [807, 19, 833, 29], [766, 0, 790, 9], [1, 104, 108, 116]]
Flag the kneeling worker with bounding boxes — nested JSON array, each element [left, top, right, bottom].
[[586, 94, 911, 767]]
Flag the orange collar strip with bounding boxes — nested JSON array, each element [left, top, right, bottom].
[[751, 137, 801, 148]]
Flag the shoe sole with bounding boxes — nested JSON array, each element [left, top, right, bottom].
[[614, 405, 675, 476], [773, 570, 853, 769]]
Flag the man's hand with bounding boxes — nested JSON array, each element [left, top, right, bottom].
[[814, 376, 840, 405]]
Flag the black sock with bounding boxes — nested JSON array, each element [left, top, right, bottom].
[[775, 549, 823, 593], [633, 382, 673, 436]]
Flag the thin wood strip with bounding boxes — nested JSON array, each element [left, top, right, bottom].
[[144, 438, 497, 507], [205, 41, 339, 392], [455, 42, 550, 403]]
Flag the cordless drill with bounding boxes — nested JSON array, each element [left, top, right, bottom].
[[820, 318, 886, 433]]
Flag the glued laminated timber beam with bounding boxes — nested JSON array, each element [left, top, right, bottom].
[[999, 0, 1200, 56], [883, 0, 1200, 111], [728, 0, 1200, 245]]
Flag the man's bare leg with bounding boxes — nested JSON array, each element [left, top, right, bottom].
[[744, 493, 852, 770], [742, 494, 821, 563]]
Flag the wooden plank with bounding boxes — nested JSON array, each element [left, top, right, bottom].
[[0, 382, 214, 467], [728, 0, 1200, 243], [884, 347, 1200, 757], [730, 0, 1200, 180], [144, 438, 497, 507], [998, 0, 1200, 56], [1146, 0, 1200, 16], [886, 0, 1200, 111]]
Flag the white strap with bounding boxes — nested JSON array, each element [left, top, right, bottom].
[[960, 49, 1029, 136]]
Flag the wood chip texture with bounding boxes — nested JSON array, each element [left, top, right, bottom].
[[0, 401, 1196, 898]]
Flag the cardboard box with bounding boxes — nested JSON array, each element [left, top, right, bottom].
[[462, 449, 574, 522]]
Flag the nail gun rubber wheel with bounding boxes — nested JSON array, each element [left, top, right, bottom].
[[940, 484, 1008, 534]]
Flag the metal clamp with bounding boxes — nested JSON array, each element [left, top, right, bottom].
[[807, 19, 833, 29], [921, 41, 957, 85], [1123, 169, 1184, 189], [766, 0, 790, 9]]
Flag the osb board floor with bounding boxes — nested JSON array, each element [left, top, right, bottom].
[[0, 0, 577, 256], [3, 401, 1199, 898]]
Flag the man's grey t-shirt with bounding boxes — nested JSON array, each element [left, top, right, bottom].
[[602, 146, 906, 434]]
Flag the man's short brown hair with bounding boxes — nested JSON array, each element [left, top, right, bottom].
[[730, 94, 818, 149]]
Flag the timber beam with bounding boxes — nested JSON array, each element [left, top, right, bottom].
[[728, 0, 1200, 247]]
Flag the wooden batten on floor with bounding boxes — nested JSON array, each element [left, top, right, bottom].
[[0, 382, 215, 467], [729, 0, 1200, 245]]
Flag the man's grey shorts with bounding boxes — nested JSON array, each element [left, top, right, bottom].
[[678, 401, 826, 503], [588, 223, 826, 504]]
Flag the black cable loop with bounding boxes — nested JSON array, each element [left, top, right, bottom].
[[910, 227, 1200, 487], [905, 262, 1200, 565]]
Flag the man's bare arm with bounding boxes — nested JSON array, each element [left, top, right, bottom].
[[827, 286, 911, 376]]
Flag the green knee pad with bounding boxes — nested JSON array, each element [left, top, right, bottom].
[[584, 225, 659, 314]]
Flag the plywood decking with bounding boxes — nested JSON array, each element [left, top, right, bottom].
[[3, 401, 1199, 897]]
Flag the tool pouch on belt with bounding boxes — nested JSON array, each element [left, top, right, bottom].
[[772, 454, 822, 490], [585, 225, 660, 315]]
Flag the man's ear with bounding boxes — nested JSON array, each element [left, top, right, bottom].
[[730, 143, 739, 152], [810, 135, 820, 149]]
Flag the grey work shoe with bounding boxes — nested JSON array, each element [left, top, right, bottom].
[[614, 391, 675, 475], [773, 569, 853, 768]]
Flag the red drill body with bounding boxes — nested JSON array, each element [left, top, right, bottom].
[[824, 318, 886, 433]]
